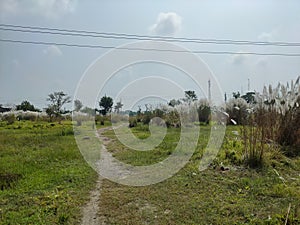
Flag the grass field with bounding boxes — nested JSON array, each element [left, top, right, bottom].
[[0, 120, 98, 224], [99, 124, 300, 224], [0, 121, 299, 224]]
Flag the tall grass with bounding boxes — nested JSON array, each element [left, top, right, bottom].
[[241, 76, 300, 167]]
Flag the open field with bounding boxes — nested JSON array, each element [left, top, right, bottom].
[[0, 120, 299, 224], [0, 121, 98, 224], [98, 124, 300, 224]]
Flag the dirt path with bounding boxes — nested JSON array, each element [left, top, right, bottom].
[[80, 127, 112, 225], [80, 176, 103, 225]]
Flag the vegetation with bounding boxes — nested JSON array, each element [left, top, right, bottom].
[[114, 101, 123, 113], [184, 90, 198, 103], [46, 91, 71, 121], [99, 95, 113, 116], [0, 121, 97, 224], [16, 100, 40, 112], [73, 99, 83, 112], [0, 77, 299, 224], [97, 124, 300, 224]]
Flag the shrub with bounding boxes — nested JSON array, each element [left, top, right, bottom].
[[128, 117, 137, 128], [241, 123, 265, 168], [226, 98, 249, 125], [197, 99, 211, 124], [3, 114, 16, 125], [165, 110, 180, 128], [277, 95, 300, 156], [259, 78, 300, 156], [240, 76, 300, 167]]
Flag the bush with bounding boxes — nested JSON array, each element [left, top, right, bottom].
[[197, 104, 211, 124], [226, 98, 249, 125], [165, 110, 180, 128], [277, 96, 300, 156], [238, 77, 300, 168], [141, 112, 152, 125], [3, 114, 16, 125], [61, 127, 74, 136], [128, 117, 137, 128], [17, 113, 37, 121], [258, 78, 300, 156]]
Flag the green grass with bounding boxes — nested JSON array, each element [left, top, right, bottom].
[[98, 124, 300, 224], [0, 120, 98, 224], [105, 124, 181, 166], [1, 120, 299, 224]]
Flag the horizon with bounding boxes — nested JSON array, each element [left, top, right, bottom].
[[1, 1, 299, 111]]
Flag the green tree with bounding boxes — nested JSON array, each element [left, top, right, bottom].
[[16, 100, 40, 112], [99, 95, 113, 116], [46, 91, 71, 119], [74, 99, 83, 112], [114, 101, 123, 113], [197, 99, 211, 124], [241, 92, 256, 104], [184, 90, 197, 103], [233, 92, 241, 99]]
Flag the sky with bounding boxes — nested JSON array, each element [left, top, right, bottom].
[[0, 0, 299, 110]]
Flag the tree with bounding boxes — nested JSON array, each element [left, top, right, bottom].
[[74, 99, 83, 112], [197, 99, 211, 124], [99, 95, 113, 116], [81, 107, 96, 116], [168, 99, 181, 107], [241, 92, 256, 104], [233, 92, 241, 99], [184, 90, 197, 103], [114, 101, 123, 113], [16, 100, 40, 112], [46, 91, 71, 119]]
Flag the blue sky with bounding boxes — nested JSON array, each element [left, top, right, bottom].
[[0, 0, 299, 110]]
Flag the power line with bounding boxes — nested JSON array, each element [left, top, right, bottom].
[[0, 23, 300, 47], [1, 38, 300, 57]]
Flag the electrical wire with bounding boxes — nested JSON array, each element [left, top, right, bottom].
[[0, 23, 299, 47], [1, 38, 300, 56]]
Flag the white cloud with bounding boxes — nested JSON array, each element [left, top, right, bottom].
[[257, 29, 278, 42], [43, 45, 63, 56], [229, 53, 248, 65], [0, 0, 77, 19], [149, 12, 182, 36]]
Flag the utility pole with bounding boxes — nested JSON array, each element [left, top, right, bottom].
[[208, 79, 211, 103], [248, 78, 250, 92]]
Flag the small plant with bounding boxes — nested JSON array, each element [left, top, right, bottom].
[[240, 104, 268, 168], [223, 137, 243, 165], [58, 213, 69, 224], [61, 127, 74, 136]]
